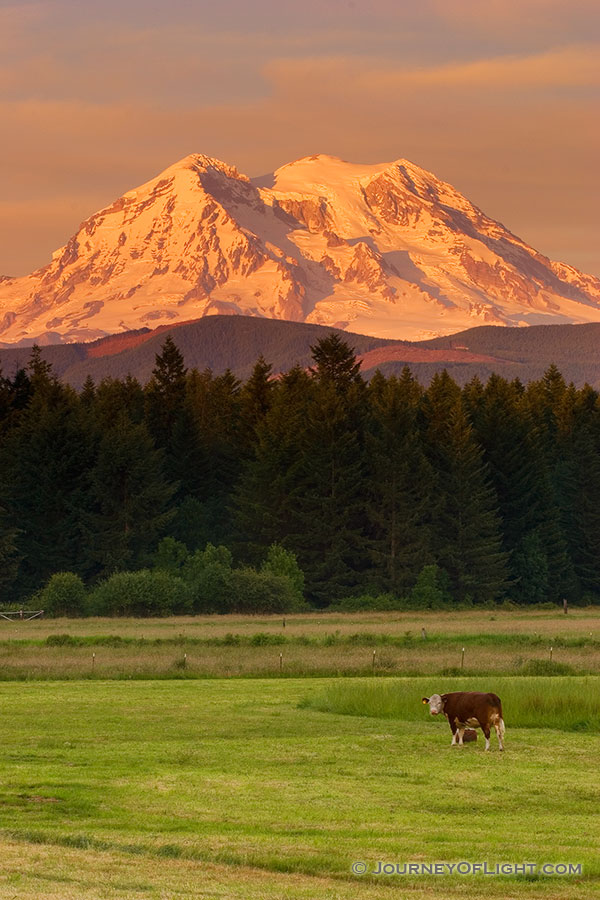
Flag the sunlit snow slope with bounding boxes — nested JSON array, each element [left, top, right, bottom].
[[1, 153, 599, 344]]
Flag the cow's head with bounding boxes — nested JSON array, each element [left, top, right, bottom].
[[422, 694, 443, 715]]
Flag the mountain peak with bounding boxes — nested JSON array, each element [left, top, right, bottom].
[[1, 152, 599, 346], [120, 154, 250, 201], [165, 152, 248, 180]]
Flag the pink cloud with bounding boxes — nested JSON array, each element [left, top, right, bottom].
[[1, 45, 598, 277]]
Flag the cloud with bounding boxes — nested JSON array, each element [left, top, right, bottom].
[[264, 45, 600, 98], [430, 0, 599, 21], [1, 43, 598, 276]]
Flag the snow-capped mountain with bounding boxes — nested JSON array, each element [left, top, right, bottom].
[[1, 153, 600, 344]]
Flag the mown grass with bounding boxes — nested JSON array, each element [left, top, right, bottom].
[[0, 678, 598, 900], [300, 675, 600, 732]]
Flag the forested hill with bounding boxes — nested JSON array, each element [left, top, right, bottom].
[[2, 316, 600, 388], [0, 317, 392, 387]]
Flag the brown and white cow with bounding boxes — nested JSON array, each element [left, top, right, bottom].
[[422, 691, 505, 751]]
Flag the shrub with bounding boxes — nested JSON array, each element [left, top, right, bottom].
[[222, 633, 241, 646], [261, 544, 305, 603], [330, 593, 401, 611], [249, 632, 287, 646], [182, 544, 234, 613], [231, 568, 300, 614], [190, 565, 234, 614], [409, 565, 451, 609], [152, 537, 189, 575], [182, 543, 233, 578], [40, 572, 87, 617], [46, 633, 78, 646], [89, 570, 191, 617], [181, 544, 233, 613], [521, 659, 576, 676]]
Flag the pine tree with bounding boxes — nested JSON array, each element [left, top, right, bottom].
[[238, 355, 274, 451], [290, 378, 367, 603], [366, 369, 434, 595], [10, 368, 33, 413], [83, 417, 176, 575], [233, 367, 311, 563], [310, 332, 363, 390], [467, 374, 554, 602], [421, 370, 462, 454], [0, 368, 12, 435], [80, 375, 96, 407], [193, 369, 242, 545], [145, 335, 188, 450], [1, 388, 97, 595], [27, 344, 54, 391], [0, 502, 20, 599], [94, 376, 145, 427], [424, 394, 508, 604], [283, 337, 369, 603], [523, 368, 578, 600], [558, 388, 600, 599], [151, 334, 187, 388], [472, 375, 541, 541]]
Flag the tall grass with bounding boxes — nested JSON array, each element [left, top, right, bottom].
[[301, 675, 600, 732]]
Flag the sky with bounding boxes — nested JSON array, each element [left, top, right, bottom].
[[1, 0, 599, 277]]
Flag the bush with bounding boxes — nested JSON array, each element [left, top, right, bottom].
[[89, 570, 191, 617], [153, 537, 189, 575], [330, 593, 401, 611], [521, 659, 576, 676], [40, 572, 87, 617], [261, 544, 305, 603], [231, 568, 300, 614], [409, 565, 451, 609], [180, 543, 235, 613], [190, 564, 234, 613], [46, 633, 78, 646], [249, 632, 287, 646]]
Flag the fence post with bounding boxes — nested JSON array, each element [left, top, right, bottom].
[[279, 652, 283, 674], [461, 647, 465, 670]]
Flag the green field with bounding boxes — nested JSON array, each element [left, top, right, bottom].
[[0, 673, 598, 899]]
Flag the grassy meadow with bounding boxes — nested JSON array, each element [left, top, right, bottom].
[[1, 607, 600, 679], [0, 609, 599, 899], [0, 677, 598, 900]]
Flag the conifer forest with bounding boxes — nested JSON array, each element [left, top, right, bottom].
[[1, 333, 598, 614]]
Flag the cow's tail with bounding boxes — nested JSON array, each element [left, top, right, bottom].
[[498, 717, 506, 738]]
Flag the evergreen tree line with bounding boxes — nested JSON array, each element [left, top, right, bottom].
[[1, 333, 599, 613]]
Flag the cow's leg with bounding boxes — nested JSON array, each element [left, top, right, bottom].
[[481, 722, 491, 751], [450, 720, 458, 746], [494, 717, 505, 751], [457, 726, 465, 746]]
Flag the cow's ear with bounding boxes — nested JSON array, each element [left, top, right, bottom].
[[422, 697, 429, 704]]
